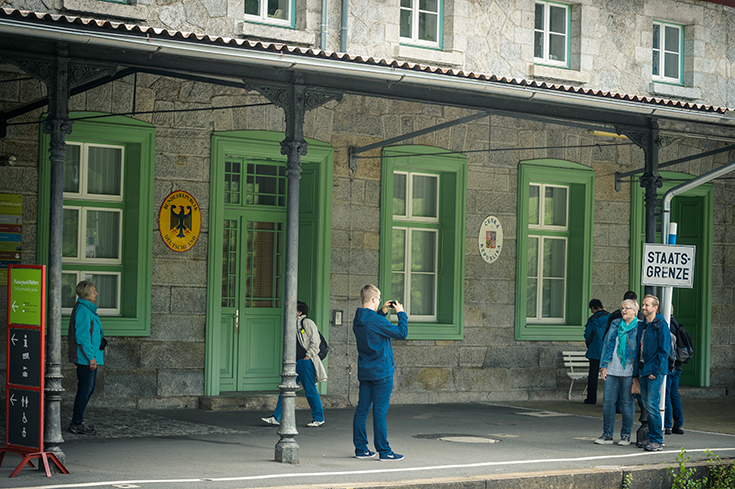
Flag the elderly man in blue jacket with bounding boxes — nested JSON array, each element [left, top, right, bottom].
[[634, 294, 670, 452], [352, 284, 408, 462]]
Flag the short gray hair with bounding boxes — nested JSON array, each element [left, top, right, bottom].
[[621, 299, 639, 313], [76, 280, 96, 300]]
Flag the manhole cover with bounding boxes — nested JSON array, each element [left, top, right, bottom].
[[439, 436, 500, 444]]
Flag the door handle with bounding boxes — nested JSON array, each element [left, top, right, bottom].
[[235, 309, 240, 333]]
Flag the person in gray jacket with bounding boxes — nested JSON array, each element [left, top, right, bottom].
[[262, 301, 327, 427]]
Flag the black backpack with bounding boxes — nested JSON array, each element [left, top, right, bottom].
[[318, 331, 329, 360], [675, 323, 694, 364]]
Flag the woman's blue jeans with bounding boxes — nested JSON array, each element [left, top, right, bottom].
[[272, 358, 324, 423], [72, 364, 97, 424], [602, 374, 634, 438], [353, 376, 393, 457], [665, 369, 684, 430]]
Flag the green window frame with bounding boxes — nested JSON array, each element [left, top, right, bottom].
[[39, 113, 155, 336], [515, 159, 594, 341], [379, 146, 466, 340], [652, 20, 684, 85], [244, 0, 296, 28], [399, 0, 443, 49], [534, 1, 570, 69]]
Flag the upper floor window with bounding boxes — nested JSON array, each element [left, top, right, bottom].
[[244, 0, 293, 27], [400, 0, 442, 48], [534, 1, 569, 68], [652, 21, 683, 84]]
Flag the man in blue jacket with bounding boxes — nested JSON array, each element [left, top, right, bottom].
[[583, 299, 609, 404], [67, 280, 105, 435], [352, 284, 408, 462], [634, 294, 670, 452]]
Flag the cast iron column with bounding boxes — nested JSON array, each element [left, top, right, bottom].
[[638, 121, 663, 296], [42, 46, 74, 462]]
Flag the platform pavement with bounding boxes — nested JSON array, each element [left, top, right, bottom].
[[1, 394, 734, 489]]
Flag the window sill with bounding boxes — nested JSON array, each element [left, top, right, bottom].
[[394, 45, 463, 68], [527, 64, 590, 85], [239, 22, 315, 47], [648, 82, 701, 101], [61, 0, 147, 21]]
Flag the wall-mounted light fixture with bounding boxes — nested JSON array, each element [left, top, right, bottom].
[[332, 310, 343, 326]]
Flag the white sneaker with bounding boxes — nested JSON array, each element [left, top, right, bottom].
[[595, 436, 613, 445], [261, 416, 280, 426], [307, 420, 325, 427]]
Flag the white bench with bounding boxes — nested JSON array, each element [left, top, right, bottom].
[[563, 350, 593, 400]]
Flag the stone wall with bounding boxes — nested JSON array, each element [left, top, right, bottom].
[[1, 69, 734, 408]]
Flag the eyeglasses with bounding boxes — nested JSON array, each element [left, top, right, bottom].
[[620, 307, 634, 311]]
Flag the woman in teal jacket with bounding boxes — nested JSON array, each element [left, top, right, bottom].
[[67, 280, 104, 435]]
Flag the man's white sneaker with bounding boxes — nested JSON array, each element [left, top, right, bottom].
[[261, 416, 280, 426], [307, 420, 325, 427]]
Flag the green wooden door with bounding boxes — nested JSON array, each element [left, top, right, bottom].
[[206, 132, 334, 396], [671, 197, 705, 386], [630, 172, 712, 387]]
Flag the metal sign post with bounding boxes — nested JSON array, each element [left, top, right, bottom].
[[1, 265, 69, 478]]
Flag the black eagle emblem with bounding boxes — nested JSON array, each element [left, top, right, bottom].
[[170, 205, 193, 238]]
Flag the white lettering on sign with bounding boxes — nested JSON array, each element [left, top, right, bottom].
[[641, 244, 696, 288]]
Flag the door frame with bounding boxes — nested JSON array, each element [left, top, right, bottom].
[[630, 171, 713, 387], [205, 131, 334, 396]]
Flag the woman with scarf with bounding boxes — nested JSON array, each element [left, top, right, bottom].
[[595, 299, 640, 446]]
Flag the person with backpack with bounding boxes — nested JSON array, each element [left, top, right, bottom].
[[262, 301, 327, 428], [665, 305, 688, 435], [583, 299, 609, 405]]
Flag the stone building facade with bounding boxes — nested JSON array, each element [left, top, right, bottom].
[[0, 0, 734, 410]]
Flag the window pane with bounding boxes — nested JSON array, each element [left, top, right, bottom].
[[549, 5, 566, 34], [542, 278, 564, 318], [412, 174, 438, 218], [391, 272, 405, 304], [527, 236, 538, 278], [62, 208, 79, 258], [401, 0, 411, 7], [267, 0, 289, 18], [411, 230, 436, 272], [652, 24, 660, 50], [64, 144, 81, 193], [87, 146, 123, 196], [534, 32, 544, 58], [61, 273, 78, 308], [419, 0, 437, 12], [542, 238, 566, 278], [410, 273, 434, 316], [393, 173, 407, 216], [400, 9, 412, 38], [84, 273, 118, 310], [544, 186, 567, 226], [85, 210, 121, 259], [392, 229, 406, 271], [418, 12, 437, 42], [244, 0, 259, 15], [664, 26, 679, 53], [664, 52, 679, 79], [652, 50, 660, 76], [549, 33, 566, 62], [528, 185, 540, 225], [526, 280, 537, 318], [535, 4, 544, 30]]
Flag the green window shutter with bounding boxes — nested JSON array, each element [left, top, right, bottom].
[[515, 159, 594, 341], [38, 113, 155, 336], [380, 146, 466, 340]]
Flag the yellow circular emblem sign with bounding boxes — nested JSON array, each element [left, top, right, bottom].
[[159, 191, 201, 252]]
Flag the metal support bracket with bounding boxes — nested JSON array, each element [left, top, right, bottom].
[[348, 110, 491, 172]]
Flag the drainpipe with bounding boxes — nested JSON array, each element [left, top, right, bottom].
[[320, 0, 328, 50], [340, 0, 348, 52], [659, 158, 735, 322]]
